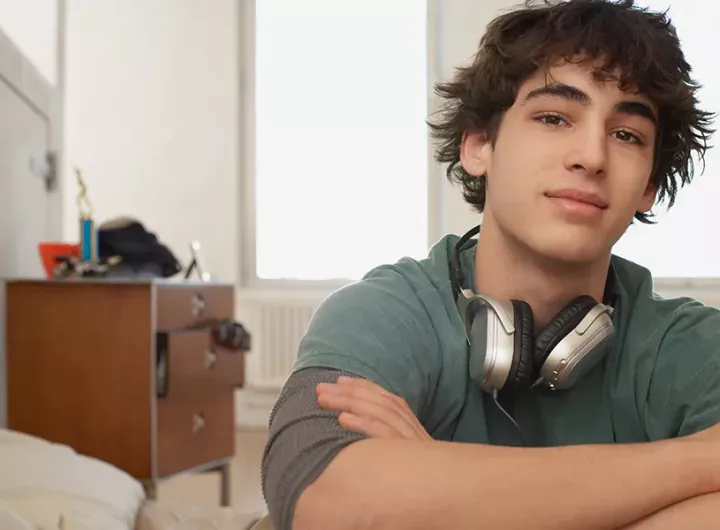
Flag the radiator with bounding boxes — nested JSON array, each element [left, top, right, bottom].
[[236, 290, 329, 390]]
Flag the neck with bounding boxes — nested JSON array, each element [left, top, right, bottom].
[[473, 216, 610, 330]]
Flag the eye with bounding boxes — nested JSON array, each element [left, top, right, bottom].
[[535, 113, 568, 127], [612, 130, 644, 145]]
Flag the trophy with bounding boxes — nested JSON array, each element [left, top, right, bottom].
[[76, 167, 97, 262]]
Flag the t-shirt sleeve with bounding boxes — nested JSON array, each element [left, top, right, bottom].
[[261, 367, 366, 530], [644, 300, 720, 438], [292, 266, 442, 416], [261, 267, 442, 529]]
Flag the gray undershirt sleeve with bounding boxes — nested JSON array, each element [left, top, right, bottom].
[[260, 367, 367, 530]]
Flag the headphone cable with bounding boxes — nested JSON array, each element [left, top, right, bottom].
[[492, 389, 526, 446]]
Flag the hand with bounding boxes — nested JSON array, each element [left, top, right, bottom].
[[316, 376, 433, 441]]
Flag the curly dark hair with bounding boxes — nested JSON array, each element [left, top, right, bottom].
[[428, 0, 715, 223]]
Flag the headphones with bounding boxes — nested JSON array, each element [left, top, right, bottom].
[[451, 225, 616, 394]]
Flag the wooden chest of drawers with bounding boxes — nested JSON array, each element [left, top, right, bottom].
[[5, 279, 244, 505]]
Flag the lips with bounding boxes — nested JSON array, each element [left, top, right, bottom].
[[544, 188, 609, 209]]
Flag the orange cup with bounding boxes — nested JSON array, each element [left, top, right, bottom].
[[38, 243, 80, 278]]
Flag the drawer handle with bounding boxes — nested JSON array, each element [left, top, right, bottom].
[[192, 412, 206, 434], [191, 294, 206, 317], [204, 349, 218, 370]]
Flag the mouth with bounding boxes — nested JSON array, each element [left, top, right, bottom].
[[544, 188, 609, 210]]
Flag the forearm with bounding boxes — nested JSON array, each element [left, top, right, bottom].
[[621, 492, 720, 529], [294, 438, 714, 530]]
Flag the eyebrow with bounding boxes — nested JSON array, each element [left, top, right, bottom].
[[524, 83, 658, 125]]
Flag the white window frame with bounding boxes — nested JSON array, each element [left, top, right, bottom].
[[652, 278, 720, 308], [238, 0, 443, 291]]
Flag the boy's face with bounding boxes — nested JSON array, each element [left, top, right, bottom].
[[461, 60, 658, 265]]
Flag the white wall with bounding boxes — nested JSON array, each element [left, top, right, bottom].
[[62, 0, 510, 283], [433, 0, 518, 238], [0, 0, 58, 84], [55, 0, 510, 281], [63, 0, 240, 282]]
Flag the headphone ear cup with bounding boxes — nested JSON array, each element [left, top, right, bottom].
[[502, 299, 535, 392], [534, 295, 598, 367]]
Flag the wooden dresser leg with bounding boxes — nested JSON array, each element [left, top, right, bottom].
[[144, 481, 158, 501], [220, 462, 231, 507]]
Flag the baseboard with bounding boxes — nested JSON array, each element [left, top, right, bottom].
[[235, 387, 280, 429]]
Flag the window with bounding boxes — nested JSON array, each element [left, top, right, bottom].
[[252, 0, 429, 282], [612, 0, 719, 278]]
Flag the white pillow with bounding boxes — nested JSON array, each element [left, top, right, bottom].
[[0, 429, 145, 530]]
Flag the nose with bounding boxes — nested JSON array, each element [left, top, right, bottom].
[[564, 121, 607, 177]]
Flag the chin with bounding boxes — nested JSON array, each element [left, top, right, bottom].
[[491, 208, 616, 267], [525, 231, 610, 267]]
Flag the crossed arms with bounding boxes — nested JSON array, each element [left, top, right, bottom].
[[263, 369, 720, 530]]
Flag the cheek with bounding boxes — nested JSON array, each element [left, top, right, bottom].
[[609, 181, 653, 223], [608, 155, 654, 204], [485, 158, 523, 207], [487, 136, 551, 196]]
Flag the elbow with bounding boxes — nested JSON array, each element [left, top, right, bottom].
[[292, 479, 362, 530], [263, 453, 356, 530], [260, 482, 322, 530], [291, 482, 324, 530]]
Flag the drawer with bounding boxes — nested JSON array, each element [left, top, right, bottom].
[[156, 392, 234, 477], [155, 284, 234, 331], [156, 331, 244, 398]]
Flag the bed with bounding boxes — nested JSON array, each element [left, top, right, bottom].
[[0, 428, 262, 530]]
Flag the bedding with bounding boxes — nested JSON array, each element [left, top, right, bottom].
[[0, 502, 35, 530], [0, 428, 145, 529], [136, 501, 260, 530], [0, 428, 264, 530]]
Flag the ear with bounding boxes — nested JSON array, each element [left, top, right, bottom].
[[636, 178, 657, 213], [460, 131, 493, 178]]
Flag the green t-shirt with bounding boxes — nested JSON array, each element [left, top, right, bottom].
[[293, 234, 720, 446]]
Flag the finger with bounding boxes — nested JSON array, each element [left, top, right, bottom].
[[338, 412, 399, 439], [319, 383, 413, 428], [317, 391, 419, 439], [324, 389, 432, 441], [321, 381, 429, 439], [334, 378, 409, 415], [335, 379, 431, 439], [316, 382, 337, 395], [338, 378, 414, 415], [337, 376, 395, 397], [319, 382, 396, 411]]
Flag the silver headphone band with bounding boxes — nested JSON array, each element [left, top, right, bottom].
[[461, 291, 517, 392], [540, 305, 615, 390], [479, 307, 515, 392], [461, 289, 515, 333]]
